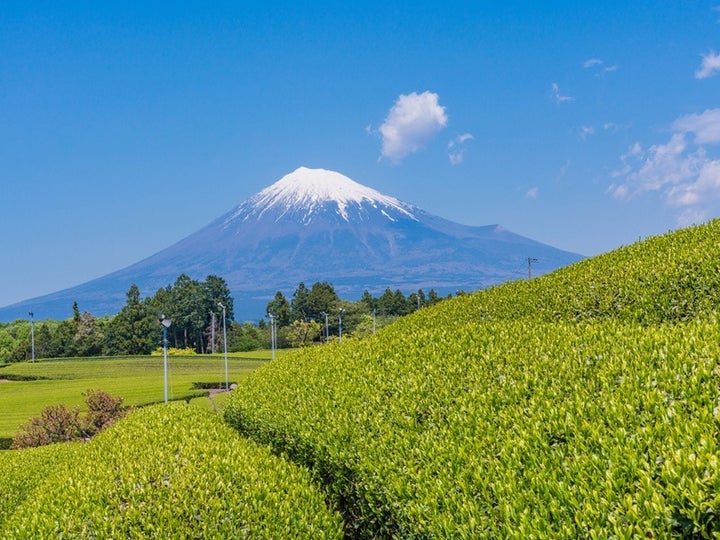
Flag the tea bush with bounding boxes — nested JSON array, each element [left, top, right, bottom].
[[2, 403, 342, 539], [226, 220, 720, 537]]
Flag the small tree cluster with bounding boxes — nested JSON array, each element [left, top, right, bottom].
[[265, 282, 447, 346], [11, 390, 126, 449]]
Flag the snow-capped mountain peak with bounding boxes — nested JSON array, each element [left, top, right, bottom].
[[230, 167, 417, 224]]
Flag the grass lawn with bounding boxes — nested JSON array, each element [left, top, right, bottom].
[[0, 352, 272, 443]]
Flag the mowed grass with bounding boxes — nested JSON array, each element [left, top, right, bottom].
[[0, 351, 272, 441]]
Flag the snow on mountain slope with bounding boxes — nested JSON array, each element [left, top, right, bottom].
[[227, 167, 417, 225]]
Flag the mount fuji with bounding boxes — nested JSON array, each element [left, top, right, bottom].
[[0, 167, 583, 322]]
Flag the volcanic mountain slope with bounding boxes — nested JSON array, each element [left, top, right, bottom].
[[0, 167, 583, 321]]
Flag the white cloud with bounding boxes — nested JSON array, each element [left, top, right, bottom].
[[447, 133, 474, 165], [695, 51, 720, 79], [525, 187, 539, 199], [378, 91, 448, 161], [583, 58, 617, 77], [610, 108, 720, 225], [583, 58, 603, 68], [674, 109, 720, 144], [579, 126, 595, 140], [550, 83, 574, 104]]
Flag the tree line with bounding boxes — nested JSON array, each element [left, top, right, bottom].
[[265, 282, 445, 348], [0, 275, 447, 362], [0, 274, 233, 362]]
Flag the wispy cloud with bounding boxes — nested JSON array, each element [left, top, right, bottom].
[[447, 133, 474, 165], [695, 51, 720, 79], [674, 109, 720, 144], [550, 83, 574, 104], [525, 187, 539, 199], [583, 57, 617, 77], [583, 58, 603, 68], [378, 91, 448, 161], [579, 126, 595, 141], [609, 108, 720, 225]]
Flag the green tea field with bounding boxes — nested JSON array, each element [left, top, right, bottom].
[[3, 220, 720, 537], [0, 352, 270, 445]]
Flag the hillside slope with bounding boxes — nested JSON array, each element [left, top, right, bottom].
[[226, 220, 720, 538]]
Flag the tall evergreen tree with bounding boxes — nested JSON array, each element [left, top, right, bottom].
[[105, 284, 157, 355], [266, 291, 291, 326], [291, 282, 311, 321]]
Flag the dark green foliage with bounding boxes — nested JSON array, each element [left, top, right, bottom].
[[151, 273, 234, 353], [228, 321, 263, 351], [105, 285, 158, 355], [266, 290, 292, 325]]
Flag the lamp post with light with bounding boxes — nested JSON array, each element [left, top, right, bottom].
[[320, 311, 329, 343], [218, 303, 229, 391], [28, 312, 35, 362], [338, 308, 344, 342], [160, 315, 172, 403]]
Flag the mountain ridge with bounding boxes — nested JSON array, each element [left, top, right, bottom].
[[0, 167, 583, 322]]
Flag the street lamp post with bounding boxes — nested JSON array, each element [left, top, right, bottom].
[[218, 303, 228, 391], [320, 311, 329, 343], [160, 315, 172, 403], [28, 312, 35, 362], [338, 308, 344, 342], [268, 313, 276, 359], [210, 311, 216, 354]]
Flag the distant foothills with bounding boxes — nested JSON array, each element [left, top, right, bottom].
[[0, 274, 449, 363], [0, 167, 583, 323]]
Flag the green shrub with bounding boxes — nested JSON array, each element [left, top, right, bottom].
[[151, 346, 197, 356], [11, 404, 82, 449], [2, 403, 343, 539], [11, 390, 126, 448], [0, 443, 78, 529], [83, 388, 127, 435], [225, 220, 720, 537]]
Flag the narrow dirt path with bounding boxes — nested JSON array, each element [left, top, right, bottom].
[[206, 388, 229, 412]]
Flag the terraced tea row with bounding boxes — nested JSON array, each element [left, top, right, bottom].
[[1, 403, 342, 538], [227, 318, 720, 537], [225, 221, 720, 537]]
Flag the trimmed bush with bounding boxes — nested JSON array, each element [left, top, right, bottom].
[[0, 443, 78, 530], [2, 403, 343, 539], [225, 220, 720, 537]]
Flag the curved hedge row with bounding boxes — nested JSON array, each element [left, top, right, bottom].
[[225, 221, 720, 537], [0, 443, 78, 531], [2, 403, 342, 539], [227, 318, 720, 537], [462, 219, 720, 324]]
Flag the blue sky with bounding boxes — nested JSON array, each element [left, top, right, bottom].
[[1, 1, 720, 309]]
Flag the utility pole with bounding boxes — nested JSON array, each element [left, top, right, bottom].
[[338, 308, 345, 342], [268, 313, 276, 359], [320, 312, 329, 343], [28, 312, 35, 362], [210, 311, 216, 354], [527, 257, 538, 279]]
